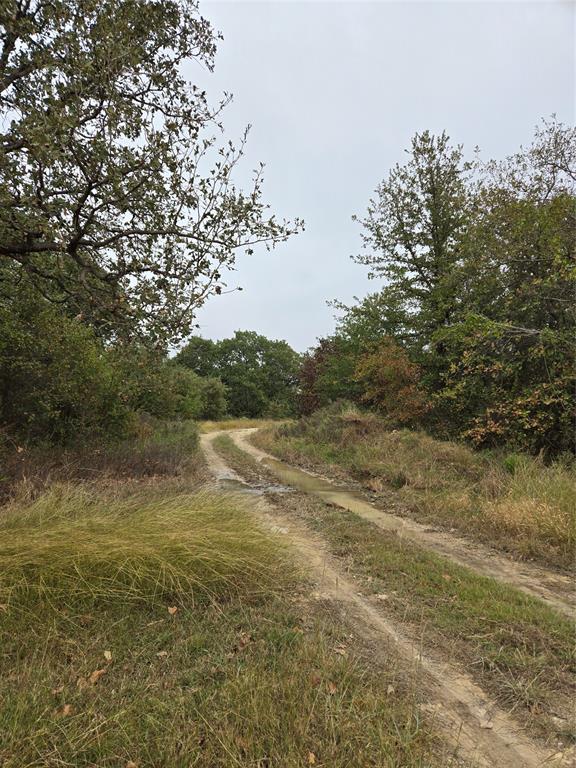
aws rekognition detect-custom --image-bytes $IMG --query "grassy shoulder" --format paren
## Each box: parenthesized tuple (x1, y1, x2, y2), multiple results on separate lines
(252, 407, 576, 572)
(213, 433, 576, 744)
(0, 431, 452, 767)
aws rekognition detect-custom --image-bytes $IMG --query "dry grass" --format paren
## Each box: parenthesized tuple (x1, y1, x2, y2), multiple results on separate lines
(199, 417, 288, 433)
(0, 479, 450, 767)
(254, 406, 576, 570)
(0, 419, 203, 502)
(0, 483, 295, 609)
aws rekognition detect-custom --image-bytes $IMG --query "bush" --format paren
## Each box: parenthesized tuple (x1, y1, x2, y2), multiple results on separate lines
(0, 293, 132, 445)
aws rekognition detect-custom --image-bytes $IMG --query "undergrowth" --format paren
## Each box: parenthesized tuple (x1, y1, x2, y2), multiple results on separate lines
(0, 418, 202, 502)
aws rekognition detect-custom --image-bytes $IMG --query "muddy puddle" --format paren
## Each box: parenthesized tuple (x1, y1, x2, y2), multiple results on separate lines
(261, 458, 406, 533)
(219, 476, 293, 496)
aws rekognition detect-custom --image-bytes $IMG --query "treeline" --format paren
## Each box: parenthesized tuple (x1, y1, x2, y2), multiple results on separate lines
(0, 288, 301, 446)
(300, 122, 575, 456)
(176, 332, 301, 418)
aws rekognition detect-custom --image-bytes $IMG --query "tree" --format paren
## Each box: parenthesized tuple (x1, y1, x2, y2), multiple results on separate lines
(353, 337, 428, 425)
(177, 331, 301, 417)
(0, 0, 301, 343)
(0, 287, 132, 443)
(174, 337, 218, 378)
(353, 131, 471, 343)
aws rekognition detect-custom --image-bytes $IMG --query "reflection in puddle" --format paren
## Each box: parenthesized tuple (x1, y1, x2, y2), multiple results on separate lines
(218, 477, 293, 496)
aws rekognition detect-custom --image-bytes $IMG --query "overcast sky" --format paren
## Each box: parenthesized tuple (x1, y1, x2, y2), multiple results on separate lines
(187, 0, 575, 352)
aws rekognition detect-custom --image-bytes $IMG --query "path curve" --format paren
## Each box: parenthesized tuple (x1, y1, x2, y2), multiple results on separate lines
(201, 430, 573, 768)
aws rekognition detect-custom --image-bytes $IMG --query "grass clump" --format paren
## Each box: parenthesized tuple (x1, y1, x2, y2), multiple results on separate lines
(0, 483, 293, 609)
(0, 479, 450, 767)
(254, 406, 576, 570)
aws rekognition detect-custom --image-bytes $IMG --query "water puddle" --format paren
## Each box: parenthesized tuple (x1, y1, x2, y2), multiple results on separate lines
(261, 458, 405, 534)
(218, 476, 293, 496)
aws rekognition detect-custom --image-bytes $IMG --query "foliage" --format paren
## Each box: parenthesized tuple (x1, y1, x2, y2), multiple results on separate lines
(0, 288, 132, 444)
(353, 337, 428, 425)
(177, 330, 301, 418)
(353, 131, 472, 343)
(434, 317, 575, 455)
(298, 337, 358, 415)
(0, 284, 226, 451)
(314, 119, 576, 455)
(0, 0, 301, 343)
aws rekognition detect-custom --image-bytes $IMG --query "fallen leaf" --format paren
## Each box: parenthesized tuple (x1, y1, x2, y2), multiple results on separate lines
(156, 650, 169, 658)
(103, 650, 112, 662)
(386, 685, 395, 695)
(237, 631, 252, 649)
(88, 668, 106, 685)
(234, 735, 250, 752)
(167, 606, 178, 616)
(51, 685, 64, 695)
(309, 672, 322, 688)
(442, 574, 452, 582)
(55, 703, 73, 717)
(327, 681, 337, 695)
(126, 762, 139, 768)
(333, 645, 347, 657)
(307, 752, 316, 765)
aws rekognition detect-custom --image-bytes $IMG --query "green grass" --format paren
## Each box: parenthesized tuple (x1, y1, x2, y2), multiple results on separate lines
(213, 433, 576, 742)
(0, 473, 452, 767)
(253, 407, 576, 570)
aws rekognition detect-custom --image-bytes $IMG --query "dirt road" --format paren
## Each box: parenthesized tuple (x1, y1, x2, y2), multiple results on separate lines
(200, 429, 574, 768)
(231, 429, 575, 619)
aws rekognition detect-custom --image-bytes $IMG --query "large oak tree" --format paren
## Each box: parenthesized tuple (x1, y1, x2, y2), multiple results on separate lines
(0, 0, 301, 343)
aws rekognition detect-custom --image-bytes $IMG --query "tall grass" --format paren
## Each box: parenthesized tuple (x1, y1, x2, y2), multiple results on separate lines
(0, 483, 294, 611)
(0, 418, 202, 502)
(255, 405, 576, 570)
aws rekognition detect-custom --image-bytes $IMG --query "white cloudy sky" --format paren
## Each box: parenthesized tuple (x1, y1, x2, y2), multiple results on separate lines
(187, 0, 575, 352)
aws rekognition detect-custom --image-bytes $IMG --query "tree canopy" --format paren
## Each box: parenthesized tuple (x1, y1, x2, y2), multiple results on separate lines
(0, 0, 301, 344)
(176, 331, 301, 417)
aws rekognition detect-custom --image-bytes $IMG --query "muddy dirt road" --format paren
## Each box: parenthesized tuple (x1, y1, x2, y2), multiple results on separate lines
(200, 429, 574, 768)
